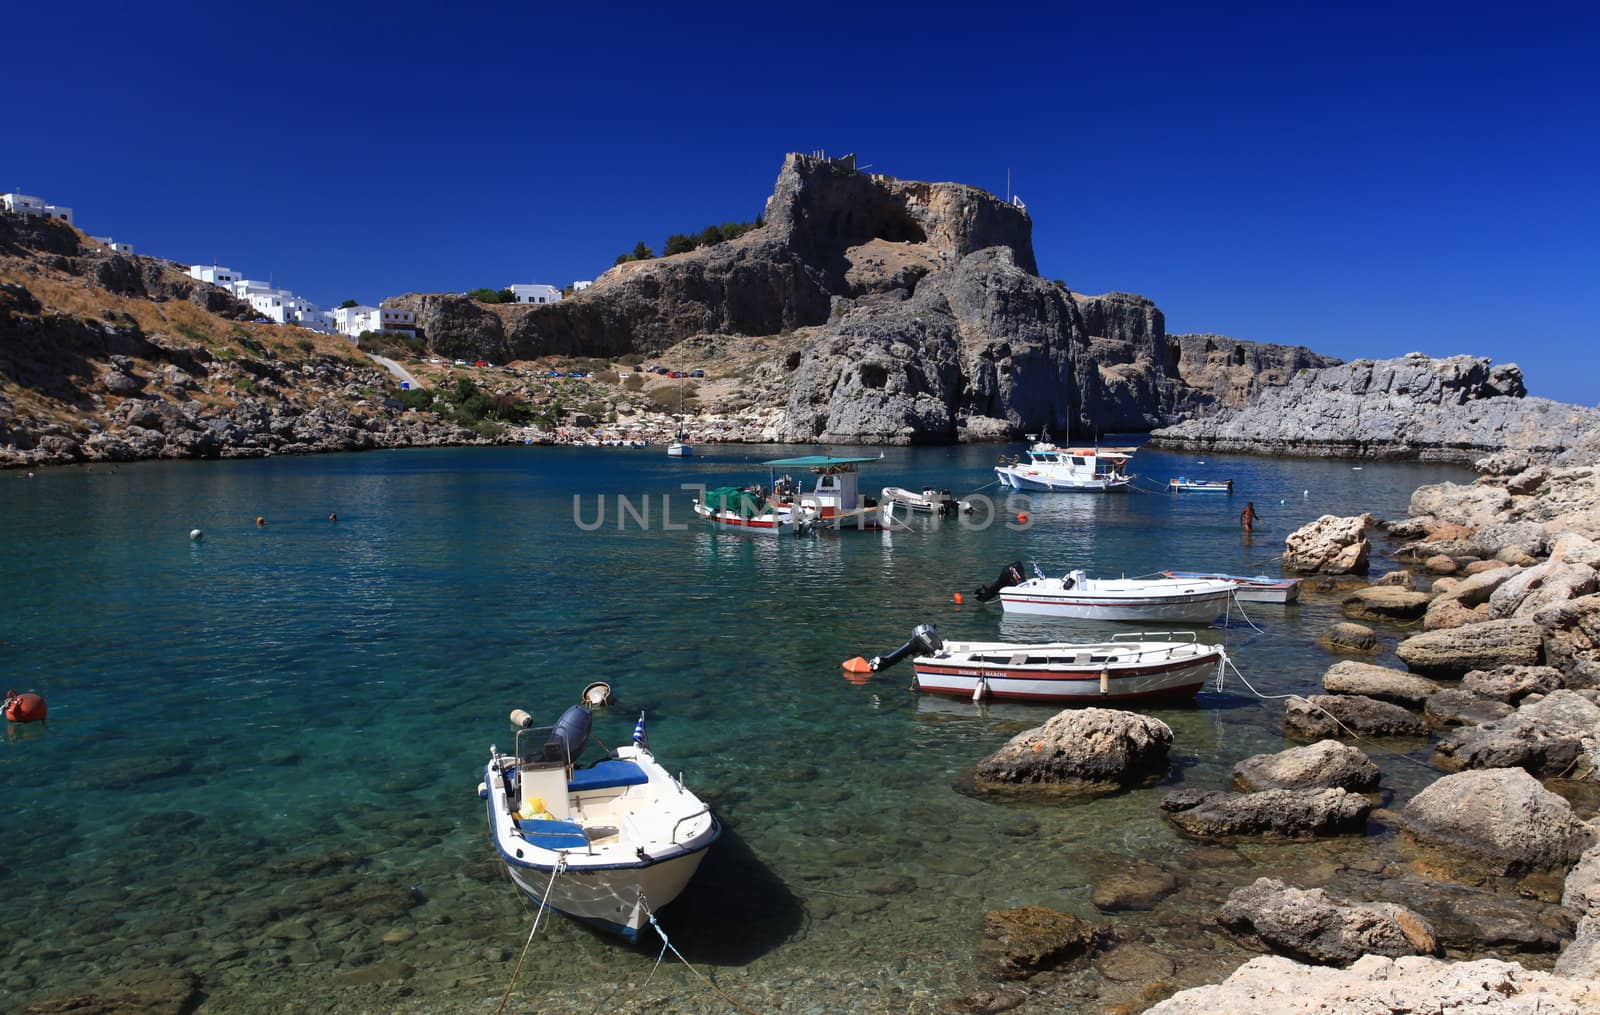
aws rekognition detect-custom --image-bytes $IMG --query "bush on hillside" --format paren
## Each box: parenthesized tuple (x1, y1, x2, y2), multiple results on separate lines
(467, 287, 516, 304)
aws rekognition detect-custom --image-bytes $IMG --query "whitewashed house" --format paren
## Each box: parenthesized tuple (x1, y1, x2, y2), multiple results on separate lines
(2, 193, 73, 224)
(246, 291, 292, 323)
(333, 305, 415, 341)
(93, 236, 135, 254)
(509, 283, 562, 305)
(572, 280, 592, 292)
(190, 264, 241, 286)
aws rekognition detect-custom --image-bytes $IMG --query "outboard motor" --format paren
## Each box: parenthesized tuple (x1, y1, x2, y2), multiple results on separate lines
(869, 623, 944, 672)
(540, 704, 592, 764)
(974, 560, 1026, 603)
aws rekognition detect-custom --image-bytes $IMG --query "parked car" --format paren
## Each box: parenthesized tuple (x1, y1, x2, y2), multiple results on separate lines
(689, 369, 706, 378)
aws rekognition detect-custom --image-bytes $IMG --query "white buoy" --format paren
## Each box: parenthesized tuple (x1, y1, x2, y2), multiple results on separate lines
(189, 529, 203, 541)
(1303, 490, 1309, 497)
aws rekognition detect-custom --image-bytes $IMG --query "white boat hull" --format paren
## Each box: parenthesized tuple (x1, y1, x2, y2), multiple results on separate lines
(914, 640, 1222, 703)
(999, 576, 1236, 623)
(1162, 572, 1301, 604)
(692, 500, 805, 534)
(667, 442, 692, 457)
(996, 467, 1130, 493)
(500, 837, 710, 940)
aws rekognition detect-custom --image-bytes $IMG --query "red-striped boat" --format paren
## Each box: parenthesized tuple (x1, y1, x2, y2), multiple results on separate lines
(912, 631, 1225, 703)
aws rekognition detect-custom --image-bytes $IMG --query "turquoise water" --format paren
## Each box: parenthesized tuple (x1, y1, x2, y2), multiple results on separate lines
(0, 444, 1471, 1012)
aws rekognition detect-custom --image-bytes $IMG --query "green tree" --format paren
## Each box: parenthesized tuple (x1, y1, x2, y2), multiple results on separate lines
(338, 298, 359, 309)
(631, 241, 654, 261)
(663, 233, 695, 256)
(467, 287, 514, 304)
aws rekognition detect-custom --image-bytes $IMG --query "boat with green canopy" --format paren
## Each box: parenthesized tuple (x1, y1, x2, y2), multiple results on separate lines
(692, 455, 891, 533)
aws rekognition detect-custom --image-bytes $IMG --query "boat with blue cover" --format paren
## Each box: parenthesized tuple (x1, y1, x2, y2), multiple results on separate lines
(480, 701, 719, 941)
(1167, 477, 1233, 493)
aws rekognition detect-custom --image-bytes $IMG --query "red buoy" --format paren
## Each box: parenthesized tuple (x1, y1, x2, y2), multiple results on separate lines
(3, 689, 46, 723)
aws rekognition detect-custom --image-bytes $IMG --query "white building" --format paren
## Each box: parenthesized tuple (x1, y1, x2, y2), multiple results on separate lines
(333, 305, 415, 341)
(93, 237, 135, 255)
(190, 264, 241, 286)
(509, 283, 562, 305)
(2, 193, 73, 225)
(572, 280, 592, 292)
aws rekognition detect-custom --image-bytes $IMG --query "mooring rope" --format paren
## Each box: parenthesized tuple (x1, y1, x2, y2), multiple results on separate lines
(642, 899, 760, 1015)
(495, 857, 565, 1015)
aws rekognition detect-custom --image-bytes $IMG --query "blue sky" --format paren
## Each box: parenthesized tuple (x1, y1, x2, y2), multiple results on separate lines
(7, 3, 1597, 402)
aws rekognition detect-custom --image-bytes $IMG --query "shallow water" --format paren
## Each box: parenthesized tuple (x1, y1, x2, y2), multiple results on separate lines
(0, 443, 1475, 1012)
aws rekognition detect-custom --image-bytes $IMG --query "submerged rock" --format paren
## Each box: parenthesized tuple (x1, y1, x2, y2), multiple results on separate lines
(1283, 694, 1428, 740)
(1395, 618, 1543, 676)
(1320, 661, 1440, 708)
(970, 708, 1172, 798)
(1145, 954, 1600, 1014)
(1401, 768, 1595, 875)
(977, 906, 1111, 980)
(1319, 622, 1379, 654)
(1161, 787, 1371, 839)
(1232, 739, 1380, 793)
(1341, 587, 1432, 622)
(1090, 860, 1179, 912)
(1218, 877, 1437, 965)
(1380, 878, 1574, 955)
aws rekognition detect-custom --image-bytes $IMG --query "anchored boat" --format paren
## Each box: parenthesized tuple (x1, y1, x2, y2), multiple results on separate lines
(694, 456, 891, 533)
(1168, 477, 1233, 493)
(995, 433, 1135, 493)
(481, 701, 719, 941)
(858, 624, 1225, 703)
(1162, 570, 1301, 604)
(881, 486, 959, 517)
(979, 564, 1236, 623)
(692, 486, 811, 533)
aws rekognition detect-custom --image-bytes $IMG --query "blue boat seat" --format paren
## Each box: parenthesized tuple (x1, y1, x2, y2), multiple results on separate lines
(515, 817, 590, 850)
(568, 759, 649, 792)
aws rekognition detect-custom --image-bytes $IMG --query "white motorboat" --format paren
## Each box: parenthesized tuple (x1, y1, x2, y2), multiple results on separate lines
(1162, 570, 1302, 604)
(1168, 477, 1232, 493)
(857, 624, 1224, 703)
(995, 568, 1236, 623)
(995, 434, 1134, 493)
(666, 440, 692, 457)
(881, 486, 958, 517)
(481, 702, 719, 942)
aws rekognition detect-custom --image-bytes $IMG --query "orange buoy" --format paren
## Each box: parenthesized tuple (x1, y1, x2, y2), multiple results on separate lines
(1016, 512, 1029, 525)
(841, 656, 872, 674)
(3, 690, 46, 723)
(952, 592, 964, 605)
(256, 516, 266, 527)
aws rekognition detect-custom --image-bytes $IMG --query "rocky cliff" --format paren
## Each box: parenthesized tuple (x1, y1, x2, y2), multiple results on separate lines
(399, 154, 1333, 443)
(1148, 353, 1598, 463)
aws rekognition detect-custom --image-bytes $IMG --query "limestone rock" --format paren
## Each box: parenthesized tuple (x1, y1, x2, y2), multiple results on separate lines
(978, 906, 1110, 980)
(1433, 564, 1522, 608)
(1320, 661, 1440, 708)
(1372, 569, 1418, 589)
(1283, 694, 1428, 740)
(1563, 842, 1600, 917)
(1218, 877, 1437, 965)
(1160, 787, 1371, 839)
(1284, 514, 1371, 574)
(1145, 954, 1600, 1015)
(1340, 586, 1432, 623)
(1411, 481, 1514, 527)
(1320, 622, 1379, 654)
(1395, 619, 1543, 676)
(1090, 860, 1178, 912)
(971, 708, 1172, 798)
(1424, 688, 1515, 729)
(1423, 600, 1487, 631)
(1461, 665, 1564, 703)
(1488, 560, 1597, 620)
(1555, 913, 1600, 977)
(1401, 768, 1595, 875)
(1433, 690, 1600, 778)
(1380, 878, 1574, 954)
(1232, 739, 1380, 792)
(1424, 553, 1460, 575)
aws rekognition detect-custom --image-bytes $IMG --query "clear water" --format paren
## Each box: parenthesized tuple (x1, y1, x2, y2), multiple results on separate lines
(0, 444, 1473, 1012)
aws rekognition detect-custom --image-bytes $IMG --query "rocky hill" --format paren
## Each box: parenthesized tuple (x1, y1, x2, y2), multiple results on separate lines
(388, 154, 1336, 443)
(0, 215, 480, 467)
(1148, 352, 1599, 463)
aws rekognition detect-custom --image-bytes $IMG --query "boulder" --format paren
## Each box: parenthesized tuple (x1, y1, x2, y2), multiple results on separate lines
(1433, 690, 1600, 778)
(1423, 688, 1515, 729)
(1340, 586, 1432, 622)
(1160, 787, 1371, 839)
(1555, 913, 1600, 978)
(1145, 955, 1600, 1015)
(1371, 569, 1418, 589)
(1552, 531, 1600, 568)
(1394, 619, 1543, 676)
(1500, 546, 1540, 567)
(1319, 622, 1378, 654)
(1218, 877, 1437, 965)
(1424, 554, 1460, 575)
(1284, 515, 1371, 574)
(1401, 768, 1595, 875)
(1488, 560, 1597, 620)
(1463, 558, 1511, 576)
(1232, 740, 1380, 793)
(970, 708, 1172, 797)
(1283, 694, 1428, 740)
(1422, 600, 1487, 631)
(1432, 564, 1522, 608)
(1461, 665, 1564, 703)
(1320, 661, 1440, 708)
(1380, 878, 1574, 954)
(1410, 481, 1513, 527)
(1563, 842, 1600, 917)
(977, 906, 1110, 980)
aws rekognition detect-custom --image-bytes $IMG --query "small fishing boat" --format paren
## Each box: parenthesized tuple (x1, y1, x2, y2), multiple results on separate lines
(852, 624, 1224, 702)
(994, 432, 1135, 493)
(881, 486, 958, 517)
(1168, 477, 1233, 494)
(1162, 570, 1302, 603)
(982, 565, 1236, 623)
(481, 701, 719, 942)
(692, 486, 812, 533)
(695, 456, 890, 533)
(666, 440, 692, 457)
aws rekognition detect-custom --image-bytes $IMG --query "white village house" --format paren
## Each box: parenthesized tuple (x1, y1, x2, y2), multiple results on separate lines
(572, 280, 592, 292)
(333, 305, 415, 341)
(93, 237, 135, 254)
(189, 264, 241, 286)
(508, 283, 562, 305)
(2, 193, 73, 225)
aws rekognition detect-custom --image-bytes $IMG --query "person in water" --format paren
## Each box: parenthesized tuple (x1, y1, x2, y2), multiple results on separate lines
(1240, 501, 1261, 530)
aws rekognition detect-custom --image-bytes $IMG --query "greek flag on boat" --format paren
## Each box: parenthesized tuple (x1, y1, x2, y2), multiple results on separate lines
(632, 711, 648, 749)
